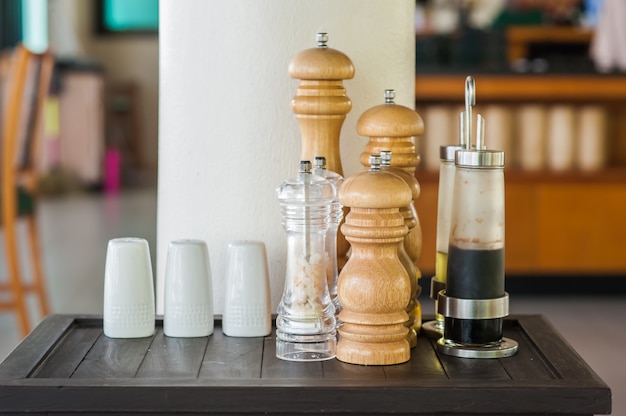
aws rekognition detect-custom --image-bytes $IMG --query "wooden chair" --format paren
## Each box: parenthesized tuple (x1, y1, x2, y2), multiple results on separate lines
(0, 45, 54, 337)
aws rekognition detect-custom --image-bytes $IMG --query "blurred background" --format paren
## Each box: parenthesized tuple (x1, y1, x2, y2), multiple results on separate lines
(412, 0, 626, 286)
(0, 0, 625, 412)
(0, 0, 158, 358)
(1, 0, 158, 194)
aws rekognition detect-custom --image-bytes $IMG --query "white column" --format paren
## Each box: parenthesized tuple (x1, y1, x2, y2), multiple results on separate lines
(158, 0, 416, 314)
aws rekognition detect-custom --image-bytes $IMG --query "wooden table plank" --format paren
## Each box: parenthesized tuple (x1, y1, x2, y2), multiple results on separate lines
(31, 326, 101, 378)
(261, 331, 324, 379)
(383, 333, 447, 380)
(0, 315, 611, 415)
(135, 329, 208, 378)
(0, 315, 74, 379)
(198, 327, 263, 379)
(517, 315, 605, 382)
(71, 333, 154, 379)
(499, 319, 556, 381)
(322, 356, 386, 379)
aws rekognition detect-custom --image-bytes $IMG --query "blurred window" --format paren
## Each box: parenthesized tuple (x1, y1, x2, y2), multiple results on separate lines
(96, 0, 159, 34)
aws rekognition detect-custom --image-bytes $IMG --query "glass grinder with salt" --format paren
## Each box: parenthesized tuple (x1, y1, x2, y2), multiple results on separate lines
(436, 76, 518, 359)
(313, 156, 344, 320)
(275, 161, 337, 362)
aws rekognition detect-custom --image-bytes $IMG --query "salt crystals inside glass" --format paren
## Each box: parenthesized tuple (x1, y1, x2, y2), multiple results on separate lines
(275, 160, 336, 361)
(313, 156, 344, 320)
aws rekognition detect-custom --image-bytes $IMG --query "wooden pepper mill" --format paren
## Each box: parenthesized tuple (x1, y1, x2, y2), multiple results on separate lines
(336, 155, 411, 365)
(357, 90, 425, 335)
(289, 32, 354, 271)
(380, 150, 421, 347)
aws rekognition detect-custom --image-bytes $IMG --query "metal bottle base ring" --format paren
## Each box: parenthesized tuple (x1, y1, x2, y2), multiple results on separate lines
(421, 320, 444, 339)
(437, 336, 519, 359)
(437, 291, 510, 320)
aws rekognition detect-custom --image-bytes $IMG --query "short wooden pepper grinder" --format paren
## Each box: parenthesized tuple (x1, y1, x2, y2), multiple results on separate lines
(380, 150, 421, 347)
(336, 155, 412, 365)
(357, 90, 425, 337)
(289, 32, 355, 270)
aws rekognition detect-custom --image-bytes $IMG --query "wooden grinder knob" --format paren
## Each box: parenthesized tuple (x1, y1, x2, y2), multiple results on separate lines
(358, 89, 424, 173)
(336, 155, 412, 365)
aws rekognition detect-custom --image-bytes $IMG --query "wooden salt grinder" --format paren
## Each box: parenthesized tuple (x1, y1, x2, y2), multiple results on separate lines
(336, 155, 411, 366)
(381, 151, 421, 348)
(357, 90, 425, 333)
(289, 32, 354, 271)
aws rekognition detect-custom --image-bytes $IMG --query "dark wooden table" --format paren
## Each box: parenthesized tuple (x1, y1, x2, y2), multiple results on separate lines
(0, 314, 611, 415)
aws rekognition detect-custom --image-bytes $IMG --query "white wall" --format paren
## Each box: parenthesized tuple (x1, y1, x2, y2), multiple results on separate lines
(48, 0, 159, 171)
(157, 0, 416, 314)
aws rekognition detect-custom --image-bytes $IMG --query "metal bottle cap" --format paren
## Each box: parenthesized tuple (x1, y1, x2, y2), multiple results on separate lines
(314, 156, 327, 169)
(455, 76, 505, 168)
(299, 160, 312, 173)
(440, 145, 463, 162)
(380, 150, 392, 166)
(369, 154, 382, 171)
(384, 89, 395, 104)
(316, 32, 328, 48)
(455, 150, 505, 168)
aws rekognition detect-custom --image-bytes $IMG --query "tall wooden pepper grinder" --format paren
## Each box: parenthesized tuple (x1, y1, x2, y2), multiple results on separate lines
(289, 32, 354, 270)
(337, 155, 412, 365)
(357, 90, 425, 334)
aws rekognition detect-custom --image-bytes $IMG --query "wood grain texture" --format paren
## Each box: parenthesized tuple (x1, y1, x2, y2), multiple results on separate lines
(289, 39, 354, 272)
(357, 101, 425, 348)
(0, 314, 74, 379)
(0, 315, 611, 415)
(199, 328, 263, 379)
(135, 329, 207, 378)
(337, 169, 412, 365)
(71, 333, 154, 379)
(382, 162, 424, 346)
(32, 326, 101, 378)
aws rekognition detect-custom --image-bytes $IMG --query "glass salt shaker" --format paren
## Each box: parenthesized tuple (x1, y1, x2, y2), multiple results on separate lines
(275, 160, 336, 361)
(313, 156, 344, 320)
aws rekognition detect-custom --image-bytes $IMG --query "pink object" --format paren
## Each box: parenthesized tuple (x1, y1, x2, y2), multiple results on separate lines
(104, 148, 121, 194)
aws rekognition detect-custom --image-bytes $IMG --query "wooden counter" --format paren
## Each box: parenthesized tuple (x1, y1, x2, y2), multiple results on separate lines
(0, 315, 611, 415)
(415, 170, 626, 276)
(415, 73, 626, 102)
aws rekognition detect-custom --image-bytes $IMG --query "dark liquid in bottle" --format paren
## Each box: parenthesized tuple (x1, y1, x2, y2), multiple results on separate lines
(444, 245, 505, 345)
